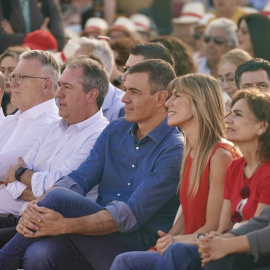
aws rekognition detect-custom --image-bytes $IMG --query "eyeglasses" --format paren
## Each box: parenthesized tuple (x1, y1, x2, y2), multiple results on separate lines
(194, 32, 203, 40)
(8, 73, 48, 85)
(123, 66, 129, 73)
(204, 35, 226, 45)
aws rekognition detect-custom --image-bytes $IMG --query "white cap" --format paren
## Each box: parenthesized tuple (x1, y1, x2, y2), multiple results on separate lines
(172, 2, 205, 24)
(54, 38, 80, 65)
(130, 13, 151, 33)
(83, 17, 109, 32)
(197, 12, 215, 26)
(109, 16, 137, 33)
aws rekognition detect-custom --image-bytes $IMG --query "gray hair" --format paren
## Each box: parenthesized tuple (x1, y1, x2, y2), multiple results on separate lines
(79, 37, 114, 76)
(65, 57, 109, 109)
(205, 18, 238, 49)
(20, 50, 60, 93)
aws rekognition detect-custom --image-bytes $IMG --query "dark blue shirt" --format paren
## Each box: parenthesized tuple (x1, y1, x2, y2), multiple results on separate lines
(56, 117, 184, 235)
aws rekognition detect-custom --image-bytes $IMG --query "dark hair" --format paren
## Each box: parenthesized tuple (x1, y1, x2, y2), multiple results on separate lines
(151, 35, 196, 76)
(231, 89, 270, 161)
(110, 37, 141, 67)
(235, 58, 270, 89)
(238, 13, 270, 61)
(126, 59, 176, 94)
(129, 43, 175, 69)
(65, 57, 109, 109)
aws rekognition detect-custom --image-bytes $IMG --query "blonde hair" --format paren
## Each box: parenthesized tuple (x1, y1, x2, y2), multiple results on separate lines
(218, 48, 252, 70)
(168, 73, 226, 198)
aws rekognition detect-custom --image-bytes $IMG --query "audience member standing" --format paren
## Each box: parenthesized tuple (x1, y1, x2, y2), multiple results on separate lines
(0, 0, 65, 53)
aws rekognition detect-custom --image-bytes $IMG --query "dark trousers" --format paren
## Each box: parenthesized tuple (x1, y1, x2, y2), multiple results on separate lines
(0, 216, 18, 248)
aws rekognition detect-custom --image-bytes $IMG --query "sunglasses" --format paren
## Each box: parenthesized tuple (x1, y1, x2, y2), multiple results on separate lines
(204, 35, 226, 45)
(194, 32, 203, 40)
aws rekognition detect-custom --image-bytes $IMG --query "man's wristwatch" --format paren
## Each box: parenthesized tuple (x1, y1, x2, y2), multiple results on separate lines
(15, 167, 27, 182)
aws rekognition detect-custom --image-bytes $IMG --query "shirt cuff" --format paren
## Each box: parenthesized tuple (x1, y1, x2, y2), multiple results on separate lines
(6, 181, 27, 199)
(55, 176, 85, 195)
(105, 200, 137, 233)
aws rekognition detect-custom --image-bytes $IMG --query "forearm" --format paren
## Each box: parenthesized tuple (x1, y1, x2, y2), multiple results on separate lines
(225, 235, 251, 255)
(19, 188, 36, 201)
(63, 209, 119, 235)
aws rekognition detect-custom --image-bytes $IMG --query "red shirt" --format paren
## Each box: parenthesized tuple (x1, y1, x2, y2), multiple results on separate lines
(224, 157, 270, 220)
(180, 143, 238, 234)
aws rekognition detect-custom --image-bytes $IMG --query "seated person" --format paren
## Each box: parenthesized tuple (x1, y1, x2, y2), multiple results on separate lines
(110, 73, 240, 270)
(0, 50, 60, 189)
(0, 57, 109, 218)
(199, 205, 270, 270)
(119, 88, 270, 270)
(0, 59, 184, 270)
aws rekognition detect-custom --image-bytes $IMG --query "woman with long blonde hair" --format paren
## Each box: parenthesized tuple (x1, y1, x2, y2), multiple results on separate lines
(110, 73, 240, 270)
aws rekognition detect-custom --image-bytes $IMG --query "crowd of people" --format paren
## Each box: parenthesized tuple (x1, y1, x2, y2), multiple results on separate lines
(0, 0, 270, 269)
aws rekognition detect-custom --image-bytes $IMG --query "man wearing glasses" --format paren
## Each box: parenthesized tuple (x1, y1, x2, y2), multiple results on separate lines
(197, 18, 238, 78)
(0, 50, 60, 212)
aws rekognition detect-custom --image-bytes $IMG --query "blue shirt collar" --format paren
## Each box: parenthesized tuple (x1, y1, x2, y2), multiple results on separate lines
(129, 116, 169, 143)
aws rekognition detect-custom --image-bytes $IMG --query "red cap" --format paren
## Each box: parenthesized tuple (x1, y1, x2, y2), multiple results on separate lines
(22, 30, 58, 51)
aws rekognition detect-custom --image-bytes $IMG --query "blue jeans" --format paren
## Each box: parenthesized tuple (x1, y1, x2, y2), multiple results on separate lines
(110, 251, 160, 270)
(0, 188, 157, 270)
(204, 254, 270, 270)
(110, 243, 202, 270)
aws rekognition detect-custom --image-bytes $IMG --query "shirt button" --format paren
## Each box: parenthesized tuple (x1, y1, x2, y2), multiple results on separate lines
(136, 146, 139, 150)
(117, 193, 120, 196)
(132, 165, 135, 168)
(128, 183, 131, 186)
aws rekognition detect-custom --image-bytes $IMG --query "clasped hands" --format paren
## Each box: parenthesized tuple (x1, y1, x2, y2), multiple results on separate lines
(17, 200, 66, 238)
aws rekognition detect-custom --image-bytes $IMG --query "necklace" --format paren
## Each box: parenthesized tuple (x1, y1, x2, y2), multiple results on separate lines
(230, 161, 262, 224)
(240, 162, 262, 199)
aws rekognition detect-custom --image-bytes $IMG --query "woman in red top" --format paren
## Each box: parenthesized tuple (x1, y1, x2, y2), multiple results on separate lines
(110, 73, 240, 270)
(217, 89, 270, 234)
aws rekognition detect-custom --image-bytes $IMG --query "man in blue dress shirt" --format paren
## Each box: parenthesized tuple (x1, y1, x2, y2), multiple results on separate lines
(0, 59, 184, 270)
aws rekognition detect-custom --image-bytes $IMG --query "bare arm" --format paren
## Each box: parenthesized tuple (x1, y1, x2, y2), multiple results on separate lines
(156, 148, 234, 254)
(217, 199, 233, 234)
(174, 148, 234, 244)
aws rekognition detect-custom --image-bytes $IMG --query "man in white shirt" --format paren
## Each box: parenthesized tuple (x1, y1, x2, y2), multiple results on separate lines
(0, 50, 60, 215)
(0, 50, 60, 180)
(1, 57, 109, 217)
(0, 71, 5, 120)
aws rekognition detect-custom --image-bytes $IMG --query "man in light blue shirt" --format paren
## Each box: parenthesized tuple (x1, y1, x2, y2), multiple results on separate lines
(0, 59, 184, 270)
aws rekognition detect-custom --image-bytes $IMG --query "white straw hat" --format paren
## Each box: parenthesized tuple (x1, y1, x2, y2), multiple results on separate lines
(172, 2, 205, 24)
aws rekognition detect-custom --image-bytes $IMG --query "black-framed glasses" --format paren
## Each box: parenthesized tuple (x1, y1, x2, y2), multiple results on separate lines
(8, 73, 48, 85)
(204, 35, 226, 45)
